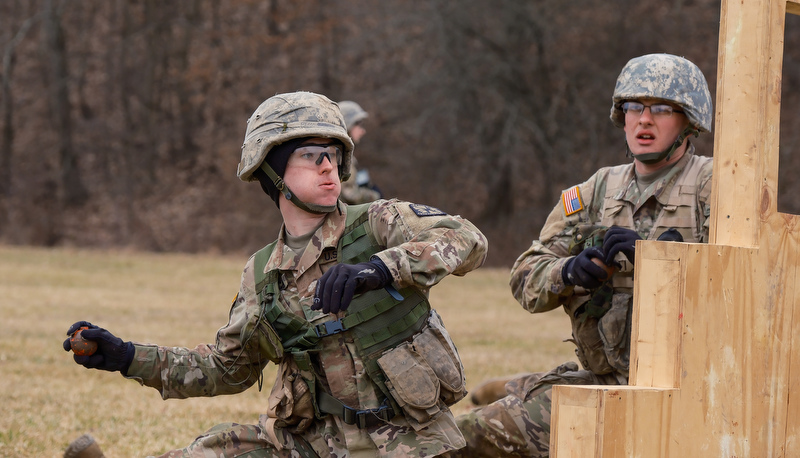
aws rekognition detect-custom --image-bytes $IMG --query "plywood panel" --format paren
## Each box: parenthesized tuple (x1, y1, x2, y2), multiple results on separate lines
(551, 387, 600, 458)
(550, 1, 800, 455)
(551, 386, 674, 458)
(788, 0, 800, 16)
(710, 0, 784, 246)
(630, 241, 684, 388)
(553, 230, 799, 456)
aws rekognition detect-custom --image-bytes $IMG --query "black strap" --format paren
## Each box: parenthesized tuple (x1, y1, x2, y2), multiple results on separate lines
(317, 391, 396, 429)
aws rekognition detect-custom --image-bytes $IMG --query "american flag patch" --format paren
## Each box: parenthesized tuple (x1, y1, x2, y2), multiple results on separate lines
(562, 186, 584, 216)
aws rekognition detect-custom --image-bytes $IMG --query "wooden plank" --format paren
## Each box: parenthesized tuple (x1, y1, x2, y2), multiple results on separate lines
(630, 241, 684, 388)
(786, 233, 800, 453)
(555, 239, 797, 456)
(709, 0, 784, 246)
(759, 213, 800, 455)
(599, 387, 674, 457)
(788, 0, 800, 16)
(551, 387, 600, 458)
(551, 386, 674, 458)
(668, 240, 794, 456)
(551, 1, 800, 455)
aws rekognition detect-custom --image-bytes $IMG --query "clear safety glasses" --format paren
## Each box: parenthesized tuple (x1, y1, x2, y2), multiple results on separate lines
(622, 101, 684, 118)
(291, 144, 343, 167)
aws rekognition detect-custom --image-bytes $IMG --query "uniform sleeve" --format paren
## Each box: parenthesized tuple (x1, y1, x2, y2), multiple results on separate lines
(509, 172, 605, 314)
(366, 199, 488, 289)
(124, 256, 280, 399)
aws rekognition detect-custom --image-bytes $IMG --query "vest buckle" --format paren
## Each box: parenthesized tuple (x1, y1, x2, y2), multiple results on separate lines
(315, 319, 346, 337)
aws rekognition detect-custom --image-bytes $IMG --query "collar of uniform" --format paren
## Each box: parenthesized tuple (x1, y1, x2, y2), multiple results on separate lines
(619, 143, 696, 206)
(263, 201, 348, 276)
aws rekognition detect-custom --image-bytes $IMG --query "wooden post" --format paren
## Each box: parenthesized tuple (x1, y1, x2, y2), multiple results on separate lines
(551, 0, 800, 456)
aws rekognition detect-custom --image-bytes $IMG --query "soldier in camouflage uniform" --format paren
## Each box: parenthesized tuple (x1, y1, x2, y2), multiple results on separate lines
(448, 54, 714, 457)
(338, 100, 383, 205)
(63, 91, 488, 457)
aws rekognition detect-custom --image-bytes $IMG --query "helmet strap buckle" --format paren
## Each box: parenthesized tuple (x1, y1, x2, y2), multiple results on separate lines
(259, 161, 336, 215)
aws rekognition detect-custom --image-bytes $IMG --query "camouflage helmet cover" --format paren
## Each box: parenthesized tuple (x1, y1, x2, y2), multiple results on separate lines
(610, 53, 713, 133)
(237, 91, 355, 182)
(338, 100, 369, 131)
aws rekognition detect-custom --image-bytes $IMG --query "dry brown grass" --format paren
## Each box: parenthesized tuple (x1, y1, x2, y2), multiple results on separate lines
(0, 245, 576, 457)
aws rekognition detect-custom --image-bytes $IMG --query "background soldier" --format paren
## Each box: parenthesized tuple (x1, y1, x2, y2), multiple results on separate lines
(338, 100, 383, 204)
(449, 53, 714, 457)
(63, 92, 488, 457)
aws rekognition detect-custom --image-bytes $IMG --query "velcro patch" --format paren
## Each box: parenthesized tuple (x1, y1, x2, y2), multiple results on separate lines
(409, 204, 446, 217)
(562, 186, 584, 216)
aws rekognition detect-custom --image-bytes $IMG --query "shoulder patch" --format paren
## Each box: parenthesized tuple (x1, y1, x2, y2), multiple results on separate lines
(409, 204, 446, 217)
(562, 186, 584, 216)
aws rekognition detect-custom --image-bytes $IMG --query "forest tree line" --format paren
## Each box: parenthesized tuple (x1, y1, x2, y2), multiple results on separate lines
(2, 0, 800, 266)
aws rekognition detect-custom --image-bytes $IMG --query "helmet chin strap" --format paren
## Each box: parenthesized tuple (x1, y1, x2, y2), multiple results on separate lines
(626, 126, 699, 165)
(259, 162, 337, 214)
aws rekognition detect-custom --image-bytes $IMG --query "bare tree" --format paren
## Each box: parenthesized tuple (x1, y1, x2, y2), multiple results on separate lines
(1, 13, 40, 196)
(42, 0, 87, 206)
(1, 0, 797, 264)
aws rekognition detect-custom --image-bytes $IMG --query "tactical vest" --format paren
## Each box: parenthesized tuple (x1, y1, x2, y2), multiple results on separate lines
(251, 203, 459, 432)
(567, 155, 710, 379)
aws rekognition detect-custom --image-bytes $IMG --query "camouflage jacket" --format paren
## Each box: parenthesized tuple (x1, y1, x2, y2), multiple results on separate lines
(125, 198, 488, 457)
(510, 145, 712, 315)
(509, 147, 711, 378)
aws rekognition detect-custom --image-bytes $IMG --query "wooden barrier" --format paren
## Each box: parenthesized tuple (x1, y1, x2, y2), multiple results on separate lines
(551, 1, 800, 456)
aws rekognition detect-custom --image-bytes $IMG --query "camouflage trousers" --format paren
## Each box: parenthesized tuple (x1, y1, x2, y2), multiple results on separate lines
(448, 386, 552, 458)
(446, 361, 623, 458)
(153, 422, 317, 458)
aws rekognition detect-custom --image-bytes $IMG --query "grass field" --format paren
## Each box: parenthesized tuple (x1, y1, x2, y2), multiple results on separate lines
(0, 244, 576, 457)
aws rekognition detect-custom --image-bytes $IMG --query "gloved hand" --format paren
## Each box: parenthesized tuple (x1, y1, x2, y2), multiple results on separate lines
(602, 226, 642, 267)
(313, 258, 392, 314)
(62, 321, 135, 374)
(561, 247, 609, 289)
(657, 227, 684, 242)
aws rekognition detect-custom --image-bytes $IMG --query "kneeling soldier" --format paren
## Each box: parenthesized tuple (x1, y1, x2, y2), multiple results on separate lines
(64, 91, 488, 458)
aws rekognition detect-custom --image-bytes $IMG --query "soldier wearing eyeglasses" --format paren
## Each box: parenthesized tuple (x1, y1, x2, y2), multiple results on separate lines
(63, 91, 488, 458)
(448, 54, 714, 457)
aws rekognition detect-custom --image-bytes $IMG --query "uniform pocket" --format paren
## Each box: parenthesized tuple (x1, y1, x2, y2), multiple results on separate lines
(597, 293, 632, 376)
(567, 296, 615, 375)
(377, 343, 441, 426)
(411, 310, 467, 405)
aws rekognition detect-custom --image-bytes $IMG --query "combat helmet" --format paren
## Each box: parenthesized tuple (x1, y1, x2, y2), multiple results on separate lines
(237, 92, 354, 213)
(610, 54, 713, 164)
(338, 101, 369, 132)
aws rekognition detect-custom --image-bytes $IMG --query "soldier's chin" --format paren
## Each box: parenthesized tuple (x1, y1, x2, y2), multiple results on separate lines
(631, 148, 656, 156)
(315, 195, 339, 207)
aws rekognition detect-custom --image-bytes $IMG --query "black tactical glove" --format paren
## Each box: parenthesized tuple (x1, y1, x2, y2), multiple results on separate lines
(602, 226, 642, 266)
(62, 321, 135, 374)
(561, 246, 609, 289)
(657, 227, 684, 242)
(313, 258, 392, 314)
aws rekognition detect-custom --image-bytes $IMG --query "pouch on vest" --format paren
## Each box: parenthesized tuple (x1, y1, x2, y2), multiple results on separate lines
(220, 297, 284, 388)
(568, 224, 609, 256)
(263, 356, 316, 449)
(376, 310, 467, 430)
(240, 297, 284, 365)
(566, 288, 615, 375)
(597, 292, 632, 377)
